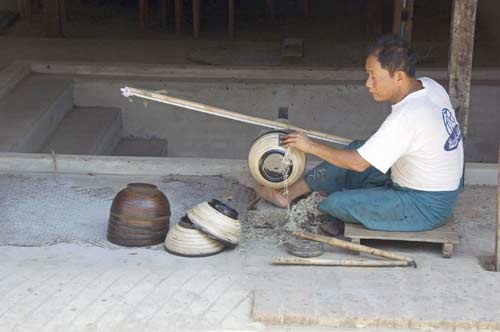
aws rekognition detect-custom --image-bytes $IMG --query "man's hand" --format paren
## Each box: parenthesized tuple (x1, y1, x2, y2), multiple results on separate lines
(282, 131, 316, 154)
(283, 131, 371, 173)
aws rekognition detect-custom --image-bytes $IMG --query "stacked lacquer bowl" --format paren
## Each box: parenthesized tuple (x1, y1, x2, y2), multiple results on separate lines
(165, 199, 241, 257)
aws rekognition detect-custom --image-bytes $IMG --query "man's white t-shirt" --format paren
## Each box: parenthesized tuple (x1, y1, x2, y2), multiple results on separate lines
(357, 77, 464, 192)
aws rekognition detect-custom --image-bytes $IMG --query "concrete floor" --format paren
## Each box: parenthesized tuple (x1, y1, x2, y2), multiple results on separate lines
(1, 170, 500, 332)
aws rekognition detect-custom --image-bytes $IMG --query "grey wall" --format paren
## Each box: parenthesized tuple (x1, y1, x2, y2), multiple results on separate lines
(467, 85, 500, 162)
(74, 78, 499, 162)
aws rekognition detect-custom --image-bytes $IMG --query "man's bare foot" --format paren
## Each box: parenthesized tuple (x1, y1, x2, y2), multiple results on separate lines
(254, 184, 289, 208)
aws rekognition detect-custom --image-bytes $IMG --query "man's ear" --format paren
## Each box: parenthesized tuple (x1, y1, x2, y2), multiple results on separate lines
(396, 70, 406, 85)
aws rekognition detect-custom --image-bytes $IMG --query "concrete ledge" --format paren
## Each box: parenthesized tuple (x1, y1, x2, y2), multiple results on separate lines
(0, 153, 496, 186)
(29, 61, 500, 83)
(0, 61, 31, 100)
(252, 290, 500, 331)
(0, 152, 253, 184)
(465, 163, 499, 186)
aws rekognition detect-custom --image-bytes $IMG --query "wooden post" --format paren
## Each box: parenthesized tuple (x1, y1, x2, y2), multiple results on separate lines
(495, 144, 500, 271)
(193, 0, 200, 38)
(17, 0, 24, 17)
(392, 0, 414, 43)
(266, 0, 274, 20)
(404, 0, 414, 42)
(364, 0, 384, 37)
(392, 0, 402, 35)
(139, 0, 148, 29)
(448, 0, 478, 142)
(25, 0, 31, 19)
(44, 0, 64, 37)
(228, 0, 235, 39)
(17, 0, 30, 18)
(159, 0, 167, 29)
(175, 0, 182, 34)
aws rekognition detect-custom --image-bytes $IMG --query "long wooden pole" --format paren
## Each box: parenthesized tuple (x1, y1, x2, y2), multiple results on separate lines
(292, 231, 416, 266)
(121, 87, 352, 145)
(272, 257, 412, 267)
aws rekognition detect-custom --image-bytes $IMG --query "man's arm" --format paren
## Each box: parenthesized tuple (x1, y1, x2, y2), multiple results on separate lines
(282, 132, 371, 172)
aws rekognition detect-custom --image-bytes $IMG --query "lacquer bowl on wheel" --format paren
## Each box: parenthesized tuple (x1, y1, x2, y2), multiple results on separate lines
(248, 130, 306, 189)
(107, 183, 171, 247)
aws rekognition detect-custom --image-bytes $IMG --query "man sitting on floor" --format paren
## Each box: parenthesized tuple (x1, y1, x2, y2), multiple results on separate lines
(256, 35, 464, 233)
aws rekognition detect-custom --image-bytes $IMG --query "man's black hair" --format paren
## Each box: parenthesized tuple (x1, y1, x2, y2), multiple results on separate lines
(367, 35, 417, 78)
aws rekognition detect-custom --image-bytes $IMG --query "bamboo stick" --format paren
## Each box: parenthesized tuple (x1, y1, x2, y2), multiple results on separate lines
(272, 257, 412, 267)
(121, 87, 352, 145)
(292, 231, 417, 266)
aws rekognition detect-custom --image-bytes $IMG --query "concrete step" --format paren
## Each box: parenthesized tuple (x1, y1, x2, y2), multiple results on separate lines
(112, 137, 168, 157)
(0, 74, 73, 152)
(41, 107, 122, 155)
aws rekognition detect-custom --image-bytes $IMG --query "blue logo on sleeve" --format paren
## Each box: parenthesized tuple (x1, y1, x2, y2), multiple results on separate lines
(442, 108, 462, 151)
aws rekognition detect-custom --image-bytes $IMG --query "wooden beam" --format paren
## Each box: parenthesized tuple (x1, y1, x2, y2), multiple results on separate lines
(448, 0, 478, 142)
(17, 0, 30, 18)
(17, 0, 24, 17)
(303, 0, 309, 17)
(392, 0, 414, 43)
(44, 0, 64, 37)
(392, 0, 402, 35)
(159, 0, 168, 29)
(403, 0, 414, 43)
(364, 0, 384, 37)
(175, 0, 182, 35)
(228, 0, 235, 39)
(193, 0, 201, 38)
(139, 0, 148, 29)
(266, 0, 274, 20)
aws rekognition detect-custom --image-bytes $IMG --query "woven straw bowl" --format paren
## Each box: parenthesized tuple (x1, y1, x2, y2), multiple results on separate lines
(164, 216, 225, 257)
(187, 199, 241, 246)
(248, 130, 306, 189)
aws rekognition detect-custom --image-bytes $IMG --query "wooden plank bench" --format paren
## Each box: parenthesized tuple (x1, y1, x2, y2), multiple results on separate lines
(344, 218, 460, 258)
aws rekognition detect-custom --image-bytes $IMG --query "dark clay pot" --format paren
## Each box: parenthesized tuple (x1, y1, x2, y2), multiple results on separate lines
(107, 183, 171, 247)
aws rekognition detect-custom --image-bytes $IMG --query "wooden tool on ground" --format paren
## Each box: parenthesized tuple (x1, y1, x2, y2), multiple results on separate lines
(272, 257, 412, 267)
(292, 231, 417, 268)
(121, 87, 352, 145)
